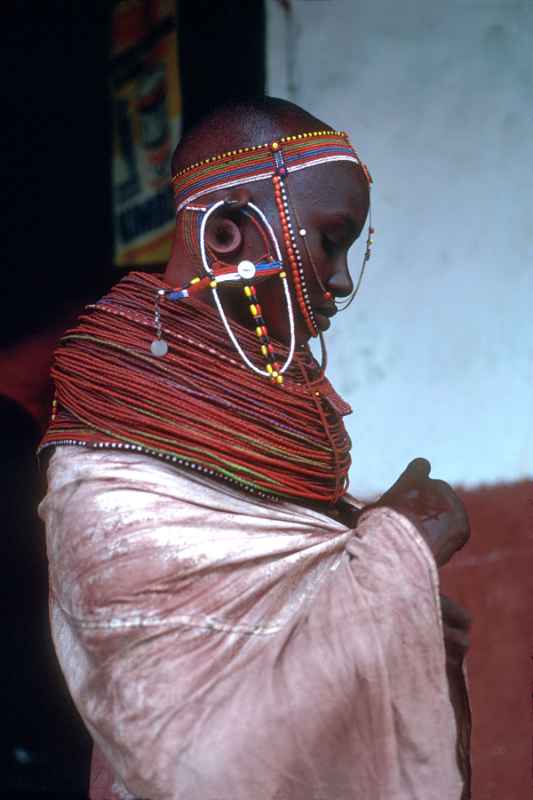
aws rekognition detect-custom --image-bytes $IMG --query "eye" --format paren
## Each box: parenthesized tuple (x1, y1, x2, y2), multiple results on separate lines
(321, 213, 362, 254)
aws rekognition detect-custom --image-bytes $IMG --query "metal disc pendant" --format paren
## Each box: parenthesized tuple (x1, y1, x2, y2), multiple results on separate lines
(151, 339, 168, 357)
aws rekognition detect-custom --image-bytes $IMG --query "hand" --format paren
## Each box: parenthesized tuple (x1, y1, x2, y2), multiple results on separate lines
(366, 458, 470, 566)
(440, 593, 472, 796)
(440, 593, 471, 665)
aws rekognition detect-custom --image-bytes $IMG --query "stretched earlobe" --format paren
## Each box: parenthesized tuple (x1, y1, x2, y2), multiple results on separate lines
(205, 217, 243, 256)
(205, 187, 252, 255)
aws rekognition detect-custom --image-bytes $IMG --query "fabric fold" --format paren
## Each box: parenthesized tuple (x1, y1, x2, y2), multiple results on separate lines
(40, 446, 462, 800)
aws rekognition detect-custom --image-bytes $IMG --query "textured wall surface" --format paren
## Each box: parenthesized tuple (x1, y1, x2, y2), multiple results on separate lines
(267, 0, 532, 496)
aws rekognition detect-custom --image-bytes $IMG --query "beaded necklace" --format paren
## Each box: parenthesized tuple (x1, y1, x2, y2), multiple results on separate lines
(40, 272, 352, 504)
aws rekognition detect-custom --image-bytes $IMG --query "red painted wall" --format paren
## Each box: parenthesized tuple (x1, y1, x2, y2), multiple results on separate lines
(441, 482, 533, 800)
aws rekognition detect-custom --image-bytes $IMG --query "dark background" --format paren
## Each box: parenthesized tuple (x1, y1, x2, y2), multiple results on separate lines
(2, 0, 266, 345)
(2, 2, 265, 795)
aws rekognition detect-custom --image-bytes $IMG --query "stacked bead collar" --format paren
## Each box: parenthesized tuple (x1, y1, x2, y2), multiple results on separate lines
(40, 272, 353, 505)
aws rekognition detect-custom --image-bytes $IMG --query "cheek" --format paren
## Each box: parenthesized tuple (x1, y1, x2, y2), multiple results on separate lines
(298, 231, 331, 287)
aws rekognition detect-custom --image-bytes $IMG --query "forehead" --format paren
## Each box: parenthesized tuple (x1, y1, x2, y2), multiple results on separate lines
(289, 161, 369, 225)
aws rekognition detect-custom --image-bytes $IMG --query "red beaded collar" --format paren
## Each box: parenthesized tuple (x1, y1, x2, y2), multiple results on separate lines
(40, 272, 353, 505)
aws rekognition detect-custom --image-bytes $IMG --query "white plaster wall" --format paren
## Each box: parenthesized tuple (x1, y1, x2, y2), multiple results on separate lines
(267, 0, 532, 496)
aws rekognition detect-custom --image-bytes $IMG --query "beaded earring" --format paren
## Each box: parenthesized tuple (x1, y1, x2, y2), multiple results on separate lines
(151, 199, 296, 384)
(150, 289, 168, 356)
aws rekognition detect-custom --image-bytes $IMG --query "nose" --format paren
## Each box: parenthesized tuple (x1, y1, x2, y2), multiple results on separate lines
(326, 258, 353, 298)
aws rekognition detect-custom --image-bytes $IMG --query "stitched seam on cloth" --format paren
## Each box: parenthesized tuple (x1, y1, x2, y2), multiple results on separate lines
(49, 544, 347, 637)
(50, 594, 285, 635)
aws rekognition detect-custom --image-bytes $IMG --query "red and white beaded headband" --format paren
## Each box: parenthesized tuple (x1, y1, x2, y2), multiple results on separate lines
(171, 130, 371, 212)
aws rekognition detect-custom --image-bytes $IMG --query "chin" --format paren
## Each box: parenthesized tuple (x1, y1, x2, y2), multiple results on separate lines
(314, 312, 331, 333)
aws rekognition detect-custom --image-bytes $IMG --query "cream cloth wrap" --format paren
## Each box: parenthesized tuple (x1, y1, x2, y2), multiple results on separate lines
(39, 447, 462, 800)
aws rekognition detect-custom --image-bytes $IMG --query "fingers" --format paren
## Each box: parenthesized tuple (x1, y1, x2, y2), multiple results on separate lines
(409, 457, 432, 478)
(371, 461, 471, 568)
(431, 480, 471, 543)
(386, 457, 432, 494)
(440, 594, 472, 630)
(441, 594, 472, 662)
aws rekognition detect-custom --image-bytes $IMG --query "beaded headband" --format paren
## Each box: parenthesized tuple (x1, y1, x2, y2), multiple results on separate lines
(171, 130, 369, 212)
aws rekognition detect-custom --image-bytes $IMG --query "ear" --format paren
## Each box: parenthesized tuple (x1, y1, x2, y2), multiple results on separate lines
(205, 187, 252, 256)
(205, 216, 243, 256)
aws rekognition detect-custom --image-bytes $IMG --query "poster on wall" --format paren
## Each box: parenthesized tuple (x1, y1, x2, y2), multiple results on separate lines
(111, 0, 181, 268)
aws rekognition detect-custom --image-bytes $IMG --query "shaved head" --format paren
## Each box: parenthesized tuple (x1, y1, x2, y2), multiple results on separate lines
(171, 96, 332, 176)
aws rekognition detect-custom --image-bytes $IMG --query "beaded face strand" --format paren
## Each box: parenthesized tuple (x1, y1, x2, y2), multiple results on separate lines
(272, 158, 318, 337)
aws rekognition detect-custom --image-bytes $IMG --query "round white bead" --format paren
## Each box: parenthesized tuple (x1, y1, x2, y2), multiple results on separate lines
(237, 260, 256, 279)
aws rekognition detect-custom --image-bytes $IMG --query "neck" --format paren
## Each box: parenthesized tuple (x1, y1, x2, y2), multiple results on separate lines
(163, 238, 196, 288)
